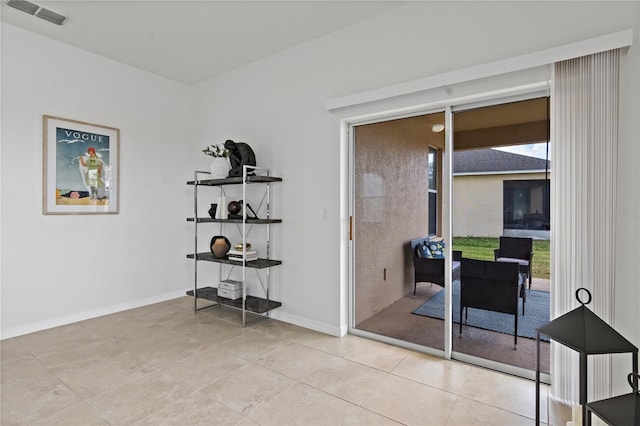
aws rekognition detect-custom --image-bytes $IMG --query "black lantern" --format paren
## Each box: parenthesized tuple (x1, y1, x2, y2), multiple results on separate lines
(535, 288, 638, 425)
(586, 372, 640, 425)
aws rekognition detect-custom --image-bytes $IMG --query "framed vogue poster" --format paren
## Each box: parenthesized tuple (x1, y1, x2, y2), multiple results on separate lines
(43, 115, 120, 214)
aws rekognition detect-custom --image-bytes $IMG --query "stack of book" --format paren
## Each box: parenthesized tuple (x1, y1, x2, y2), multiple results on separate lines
(227, 248, 258, 262)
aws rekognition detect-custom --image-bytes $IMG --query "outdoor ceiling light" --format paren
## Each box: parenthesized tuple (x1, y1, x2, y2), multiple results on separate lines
(432, 123, 445, 133)
(6, 0, 67, 25)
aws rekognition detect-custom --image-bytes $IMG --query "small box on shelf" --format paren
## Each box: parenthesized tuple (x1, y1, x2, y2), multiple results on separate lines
(219, 279, 243, 291)
(218, 288, 243, 300)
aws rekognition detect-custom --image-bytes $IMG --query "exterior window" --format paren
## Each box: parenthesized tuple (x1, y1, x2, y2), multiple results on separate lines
(503, 179, 550, 230)
(428, 147, 438, 236)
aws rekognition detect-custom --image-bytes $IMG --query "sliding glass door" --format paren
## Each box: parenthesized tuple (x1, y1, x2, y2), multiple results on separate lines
(449, 97, 551, 375)
(349, 111, 448, 355)
(347, 93, 551, 378)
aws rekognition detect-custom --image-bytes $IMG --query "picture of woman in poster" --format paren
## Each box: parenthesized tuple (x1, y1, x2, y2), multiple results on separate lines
(79, 146, 104, 200)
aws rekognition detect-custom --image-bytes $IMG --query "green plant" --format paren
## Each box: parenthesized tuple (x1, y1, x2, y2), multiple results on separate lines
(202, 143, 229, 158)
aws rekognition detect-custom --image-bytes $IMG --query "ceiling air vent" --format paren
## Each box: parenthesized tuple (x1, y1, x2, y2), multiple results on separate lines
(6, 0, 38, 15)
(35, 7, 67, 25)
(6, 0, 67, 25)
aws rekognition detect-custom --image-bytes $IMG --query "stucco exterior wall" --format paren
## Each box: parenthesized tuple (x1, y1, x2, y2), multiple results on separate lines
(353, 115, 445, 324)
(453, 172, 547, 237)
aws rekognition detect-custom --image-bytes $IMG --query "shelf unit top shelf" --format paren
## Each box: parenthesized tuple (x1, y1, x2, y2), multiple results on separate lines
(187, 175, 282, 186)
(187, 217, 282, 224)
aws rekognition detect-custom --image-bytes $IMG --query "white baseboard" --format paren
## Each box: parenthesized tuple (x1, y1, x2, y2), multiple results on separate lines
(2, 292, 347, 341)
(1, 289, 187, 340)
(268, 310, 345, 337)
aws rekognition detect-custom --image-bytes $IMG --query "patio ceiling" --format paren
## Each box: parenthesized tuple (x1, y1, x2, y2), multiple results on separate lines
(453, 97, 550, 151)
(418, 97, 549, 151)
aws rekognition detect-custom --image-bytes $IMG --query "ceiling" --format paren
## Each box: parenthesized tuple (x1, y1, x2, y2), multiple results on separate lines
(2, 0, 549, 141)
(1, 0, 406, 85)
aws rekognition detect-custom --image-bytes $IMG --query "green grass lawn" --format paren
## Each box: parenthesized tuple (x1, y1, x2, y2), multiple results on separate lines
(452, 237, 550, 280)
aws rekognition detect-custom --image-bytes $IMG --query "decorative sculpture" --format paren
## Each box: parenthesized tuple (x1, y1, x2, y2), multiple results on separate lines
(227, 200, 242, 219)
(240, 200, 258, 219)
(227, 200, 242, 216)
(224, 139, 256, 177)
(227, 200, 258, 220)
(207, 203, 217, 218)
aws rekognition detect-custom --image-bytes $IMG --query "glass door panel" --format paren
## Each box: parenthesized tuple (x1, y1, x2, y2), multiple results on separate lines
(450, 97, 551, 374)
(350, 111, 447, 353)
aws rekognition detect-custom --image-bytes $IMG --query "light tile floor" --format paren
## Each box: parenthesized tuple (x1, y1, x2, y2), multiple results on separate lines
(1, 296, 549, 425)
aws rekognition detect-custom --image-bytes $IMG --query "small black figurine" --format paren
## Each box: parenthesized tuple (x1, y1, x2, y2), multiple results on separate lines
(207, 203, 217, 218)
(224, 139, 256, 177)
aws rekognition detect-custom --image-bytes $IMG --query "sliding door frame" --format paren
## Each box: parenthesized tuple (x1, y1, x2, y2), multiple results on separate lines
(347, 106, 449, 360)
(344, 82, 550, 379)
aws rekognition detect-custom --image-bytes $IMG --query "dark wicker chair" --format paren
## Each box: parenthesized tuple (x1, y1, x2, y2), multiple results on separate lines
(494, 236, 534, 289)
(409, 237, 461, 296)
(459, 258, 522, 349)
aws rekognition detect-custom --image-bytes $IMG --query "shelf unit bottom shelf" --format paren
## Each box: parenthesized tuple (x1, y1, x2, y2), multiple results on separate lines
(186, 287, 281, 314)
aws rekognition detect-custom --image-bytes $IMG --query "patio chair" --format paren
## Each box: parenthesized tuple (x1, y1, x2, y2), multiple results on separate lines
(460, 258, 521, 349)
(494, 236, 534, 289)
(409, 237, 461, 296)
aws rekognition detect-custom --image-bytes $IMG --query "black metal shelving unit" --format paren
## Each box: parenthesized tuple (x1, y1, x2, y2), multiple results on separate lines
(186, 166, 282, 326)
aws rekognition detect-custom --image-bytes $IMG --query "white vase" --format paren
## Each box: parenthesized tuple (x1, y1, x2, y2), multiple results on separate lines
(217, 196, 227, 219)
(209, 157, 230, 179)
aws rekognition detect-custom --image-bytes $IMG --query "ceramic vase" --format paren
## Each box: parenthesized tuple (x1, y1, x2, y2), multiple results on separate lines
(209, 157, 231, 179)
(210, 236, 231, 258)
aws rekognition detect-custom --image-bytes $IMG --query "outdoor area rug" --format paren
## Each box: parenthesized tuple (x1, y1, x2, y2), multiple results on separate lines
(412, 280, 550, 341)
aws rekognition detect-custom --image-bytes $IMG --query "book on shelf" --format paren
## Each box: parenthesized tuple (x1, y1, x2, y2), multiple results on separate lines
(229, 258, 258, 262)
(227, 249, 257, 256)
(228, 254, 258, 261)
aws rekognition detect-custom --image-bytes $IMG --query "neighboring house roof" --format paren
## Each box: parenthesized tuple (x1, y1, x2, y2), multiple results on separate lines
(453, 148, 551, 175)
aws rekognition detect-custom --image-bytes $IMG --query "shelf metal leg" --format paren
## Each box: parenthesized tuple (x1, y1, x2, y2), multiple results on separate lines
(193, 171, 199, 314)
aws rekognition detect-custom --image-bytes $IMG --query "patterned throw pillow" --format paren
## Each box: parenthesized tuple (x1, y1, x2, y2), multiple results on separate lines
(416, 242, 433, 258)
(428, 240, 446, 259)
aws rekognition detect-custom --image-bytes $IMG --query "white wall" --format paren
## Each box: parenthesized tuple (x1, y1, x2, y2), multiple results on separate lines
(191, 1, 639, 337)
(612, 7, 640, 394)
(1, 24, 193, 337)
